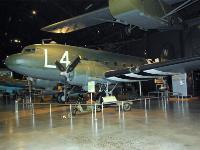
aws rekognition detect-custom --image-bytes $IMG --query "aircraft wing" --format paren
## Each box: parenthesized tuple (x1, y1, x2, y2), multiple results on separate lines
(105, 56, 200, 82)
(41, 7, 114, 33)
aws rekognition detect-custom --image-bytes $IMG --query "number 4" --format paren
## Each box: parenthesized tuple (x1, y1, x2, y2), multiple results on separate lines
(60, 51, 71, 67)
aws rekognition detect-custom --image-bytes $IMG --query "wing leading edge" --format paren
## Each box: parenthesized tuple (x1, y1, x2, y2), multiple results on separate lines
(105, 56, 200, 82)
(41, 7, 114, 33)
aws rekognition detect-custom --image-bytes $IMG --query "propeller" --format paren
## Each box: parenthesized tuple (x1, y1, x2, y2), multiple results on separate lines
(66, 56, 81, 73)
(55, 61, 65, 72)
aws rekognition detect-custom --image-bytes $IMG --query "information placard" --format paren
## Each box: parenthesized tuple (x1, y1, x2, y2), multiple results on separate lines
(88, 81, 95, 93)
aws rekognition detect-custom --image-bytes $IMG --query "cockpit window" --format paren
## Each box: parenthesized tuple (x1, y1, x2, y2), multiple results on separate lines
(22, 48, 35, 53)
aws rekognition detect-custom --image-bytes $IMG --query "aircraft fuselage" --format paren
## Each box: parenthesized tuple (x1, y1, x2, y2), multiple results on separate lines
(5, 43, 147, 87)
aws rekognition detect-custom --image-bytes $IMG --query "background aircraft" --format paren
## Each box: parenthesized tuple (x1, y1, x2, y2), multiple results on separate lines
(0, 74, 59, 104)
(0, 76, 27, 94)
(41, 0, 199, 34)
(5, 42, 200, 102)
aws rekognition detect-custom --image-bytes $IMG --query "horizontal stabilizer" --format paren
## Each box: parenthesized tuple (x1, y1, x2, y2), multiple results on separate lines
(41, 7, 114, 33)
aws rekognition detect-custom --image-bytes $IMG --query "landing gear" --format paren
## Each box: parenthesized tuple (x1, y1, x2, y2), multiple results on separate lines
(72, 107, 78, 115)
(57, 92, 70, 103)
(55, 56, 81, 104)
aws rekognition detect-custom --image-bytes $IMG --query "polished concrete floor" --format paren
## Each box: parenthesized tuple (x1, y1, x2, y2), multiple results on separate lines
(0, 99, 200, 150)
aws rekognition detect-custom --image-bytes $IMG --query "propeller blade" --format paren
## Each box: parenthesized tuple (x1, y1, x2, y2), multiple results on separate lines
(55, 60, 65, 72)
(66, 56, 81, 73)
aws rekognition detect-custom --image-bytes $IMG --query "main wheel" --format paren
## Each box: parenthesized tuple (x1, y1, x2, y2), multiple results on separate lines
(67, 113, 72, 118)
(96, 106, 102, 112)
(57, 92, 68, 103)
(123, 103, 131, 111)
(57, 92, 63, 103)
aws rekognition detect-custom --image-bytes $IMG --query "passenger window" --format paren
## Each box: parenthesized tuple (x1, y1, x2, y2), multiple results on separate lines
(114, 62, 117, 66)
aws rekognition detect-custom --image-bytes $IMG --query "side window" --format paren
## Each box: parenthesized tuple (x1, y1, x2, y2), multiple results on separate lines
(114, 62, 118, 66)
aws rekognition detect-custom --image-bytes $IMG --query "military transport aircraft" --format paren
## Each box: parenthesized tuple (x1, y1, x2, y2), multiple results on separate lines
(4, 43, 200, 102)
(41, 0, 199, 34)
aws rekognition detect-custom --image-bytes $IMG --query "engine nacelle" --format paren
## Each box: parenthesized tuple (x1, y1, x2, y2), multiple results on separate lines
(109, 0, 169, 29)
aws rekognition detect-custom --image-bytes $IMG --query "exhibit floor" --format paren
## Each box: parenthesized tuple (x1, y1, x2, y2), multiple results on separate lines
(0, 99, 200, 150)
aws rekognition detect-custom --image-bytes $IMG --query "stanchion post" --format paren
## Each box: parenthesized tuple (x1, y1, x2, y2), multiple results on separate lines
(148, 98, 151, 108)
(50, 104, 52, 114)
(15, 100, 18, 112)
(118, 102, 121, 115)
(94, 103, 97, 120)
(5, 95, 8, 105)
(32, 103, 34, 115)
(122, 101, 124, 112)
(101, 103, 104, 115)
(70, 104, 72, 115)
(90, 93, 92, 104)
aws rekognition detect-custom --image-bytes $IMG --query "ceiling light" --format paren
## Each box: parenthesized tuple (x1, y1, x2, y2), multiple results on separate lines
(32, 10, 37, 15)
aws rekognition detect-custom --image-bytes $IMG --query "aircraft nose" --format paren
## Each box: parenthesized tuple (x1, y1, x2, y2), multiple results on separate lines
(5, 54, 20, 67)
(5, 54, 27, 72)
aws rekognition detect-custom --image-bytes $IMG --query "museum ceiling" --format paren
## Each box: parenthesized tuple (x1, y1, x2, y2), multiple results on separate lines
(0, 0, 200, 66)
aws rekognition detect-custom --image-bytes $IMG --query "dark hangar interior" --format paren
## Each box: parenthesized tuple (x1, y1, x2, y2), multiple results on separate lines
(1, 0, 200, 149)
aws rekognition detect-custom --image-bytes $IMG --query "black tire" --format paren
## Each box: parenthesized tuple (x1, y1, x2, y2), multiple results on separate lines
(57, 92, 65, 103)
(96, 91, 106, 104)
(96, 106, 102, 112)
(72, 108, 77, 116)
(123, 103, 131, 111)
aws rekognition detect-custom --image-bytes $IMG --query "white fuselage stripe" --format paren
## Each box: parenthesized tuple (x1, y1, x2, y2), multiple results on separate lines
(144, 69, 177, 75)
(125, 73, 158, 78)
(107, 77, 137, 82)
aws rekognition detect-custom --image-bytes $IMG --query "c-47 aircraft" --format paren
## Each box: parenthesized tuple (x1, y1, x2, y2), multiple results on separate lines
(5, 43, 200, 101)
